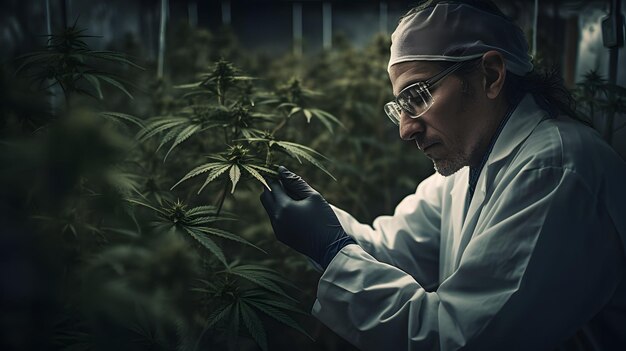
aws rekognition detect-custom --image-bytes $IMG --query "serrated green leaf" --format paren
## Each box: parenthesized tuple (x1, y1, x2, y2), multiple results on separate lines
(96, 74, 134, 99)
(241, 164, 270, 190)
(288, 107, 301, 117)
(240, 302, 268, 351)
(124, 198, 168, 216)
(83, 74, 103, 99)
(156, 126, 183, 152)
(229, 165, 241, 194)
(274, 142, 335, 180)
(174, 81, 202, 89)
(184, 228, 226, 266)
(303, 109, 313, 123)
(310, 108, 345, 134)
(246, 300, 313, 340)
(136, 118, 188, 142)
(203, 304, 234, 332)
(246, 295, 306, 314)
(197, 164, 231, 194)
(14, 52, 58, 74)
(196, 227, 266, 253)
(276, 102, 296, 110)
(186, 205, 218, 217)
(245, 164, 278, 176)
(170, 162, 224, 190)
(164, 124, 201, 161)
(225, 269, 295, 301)
(86, 51, 144, 70)
(137, 119, 188, 142)
(230, 265, 298, 291)
(99, 111, 144, 128)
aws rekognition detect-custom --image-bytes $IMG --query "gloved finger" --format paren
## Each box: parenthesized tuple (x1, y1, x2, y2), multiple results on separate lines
(278, 166, 317, 199)
(268, 178, 296, 206)
(260, 184, 275, 213)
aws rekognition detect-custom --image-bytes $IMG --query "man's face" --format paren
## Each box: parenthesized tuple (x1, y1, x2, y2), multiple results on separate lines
(389, 61, 491, 176)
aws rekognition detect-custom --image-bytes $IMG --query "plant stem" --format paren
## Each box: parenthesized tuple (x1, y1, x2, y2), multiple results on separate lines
(271, 116, 289, 136)
(217, 78, 224, 106)
(215, 179, 229, 217)
(265, 145, 272, 166)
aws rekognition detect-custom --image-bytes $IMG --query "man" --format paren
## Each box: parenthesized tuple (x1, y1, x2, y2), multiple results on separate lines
(260, 1, 626, 350)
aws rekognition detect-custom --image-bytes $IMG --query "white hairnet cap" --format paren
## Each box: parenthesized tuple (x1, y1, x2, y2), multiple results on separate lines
(389, 2, 533, 75)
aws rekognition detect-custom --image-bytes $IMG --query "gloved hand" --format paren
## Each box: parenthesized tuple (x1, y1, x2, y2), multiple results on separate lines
(260, 166, 357, 270)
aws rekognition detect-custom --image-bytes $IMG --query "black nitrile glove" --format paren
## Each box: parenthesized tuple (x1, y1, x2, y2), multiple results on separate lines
(260, 166, 357, 270)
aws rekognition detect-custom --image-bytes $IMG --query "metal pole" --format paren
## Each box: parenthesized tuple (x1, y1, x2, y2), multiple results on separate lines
(45, 0, 58, 114)
(380, 2, 388, 35)
(222, 1, 231, 26)
(157, 0, 168, 79)
(61, 0, 68, 28)
(605, 0, 623, 144)
(532, 0, 539, 57)
(323, 2, 332, 50)
(188, 1, 198, 27)
(293, 2, 303, 56)
(46, 0, 52, 35)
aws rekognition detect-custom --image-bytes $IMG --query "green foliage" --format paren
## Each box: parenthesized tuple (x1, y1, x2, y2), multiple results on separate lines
(573, 69, 626, 120)
(15, 22, 142, 105)
(3, 22, 435, 351)
(4, 23, 336, 351)
(139, 59, 339, 209)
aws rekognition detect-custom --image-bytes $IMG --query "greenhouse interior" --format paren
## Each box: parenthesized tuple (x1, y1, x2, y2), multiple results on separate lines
(1, 0, 625, 350)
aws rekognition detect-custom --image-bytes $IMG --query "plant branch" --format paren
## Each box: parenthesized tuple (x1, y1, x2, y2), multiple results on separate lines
(215, 179, 229, 217)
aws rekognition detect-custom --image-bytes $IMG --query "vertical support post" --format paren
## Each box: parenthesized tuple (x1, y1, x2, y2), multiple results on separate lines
(46, 0, 52, 35)
(293, 2, 303, 56)
(45, 0, 58, 113)
(562, 16, 579, 88)
(379, 2, 388, 35)
(61, 0, 68, 28)
(222, 1, 231, 26)
(66, 0, 72, 24)
(323, 2, 332, 50)
(604, 0, 623, 144)
(532, 0, 539, 57)
(157, 0, 168, 79)
(188, 1, 198, 27)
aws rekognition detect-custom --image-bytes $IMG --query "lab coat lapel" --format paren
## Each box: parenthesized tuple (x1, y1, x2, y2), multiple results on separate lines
(448, 168, 470, 272)
(451, 94, 548, 269)
(454, 171, 486, 268)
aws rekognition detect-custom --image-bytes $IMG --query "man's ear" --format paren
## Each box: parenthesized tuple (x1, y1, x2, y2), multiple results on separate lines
(480, 51, 506, 99)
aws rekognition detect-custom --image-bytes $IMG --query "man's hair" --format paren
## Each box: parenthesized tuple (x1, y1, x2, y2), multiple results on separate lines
(401, 0, 578, 119)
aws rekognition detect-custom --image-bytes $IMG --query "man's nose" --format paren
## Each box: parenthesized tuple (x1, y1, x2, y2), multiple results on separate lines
(399, 111, 424, 140)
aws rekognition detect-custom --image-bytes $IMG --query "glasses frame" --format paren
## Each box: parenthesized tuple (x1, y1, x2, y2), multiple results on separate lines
(385, 59, 476, 125)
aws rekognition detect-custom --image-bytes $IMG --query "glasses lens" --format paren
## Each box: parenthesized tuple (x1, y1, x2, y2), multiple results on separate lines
(384, 102, 402, 125)
(398, 83, 433, 117)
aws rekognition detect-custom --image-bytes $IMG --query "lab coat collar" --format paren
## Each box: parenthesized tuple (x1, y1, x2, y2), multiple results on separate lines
(486, 94, 549, 167)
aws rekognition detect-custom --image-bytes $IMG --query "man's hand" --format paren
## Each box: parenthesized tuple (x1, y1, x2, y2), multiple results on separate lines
(260, 166, 356, 269)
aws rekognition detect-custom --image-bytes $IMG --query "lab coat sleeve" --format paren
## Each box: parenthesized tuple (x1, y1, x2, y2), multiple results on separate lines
(330, 173, 445, 290)
(313, 166, 625, 351)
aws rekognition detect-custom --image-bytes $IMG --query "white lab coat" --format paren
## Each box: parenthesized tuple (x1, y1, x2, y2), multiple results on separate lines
(313, 94, 626, 351)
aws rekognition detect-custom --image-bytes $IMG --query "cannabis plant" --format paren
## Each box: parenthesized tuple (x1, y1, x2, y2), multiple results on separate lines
(573, 69, 626, 142)
(138, 60, 340, 212)
(15, 22, 141, 107)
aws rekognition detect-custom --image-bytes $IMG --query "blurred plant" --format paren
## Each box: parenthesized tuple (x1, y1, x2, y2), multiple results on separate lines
(193, 262, 312, 351)
(4, 21, 438, 351)
(126, 197, 263, 265)
(573, 69, 626, 141)
(15, 22, 142, 107)
(573, 70, 626, 120)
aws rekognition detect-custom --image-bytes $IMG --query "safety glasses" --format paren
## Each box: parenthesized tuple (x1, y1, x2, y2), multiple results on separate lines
(384, 59, 475, 125)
